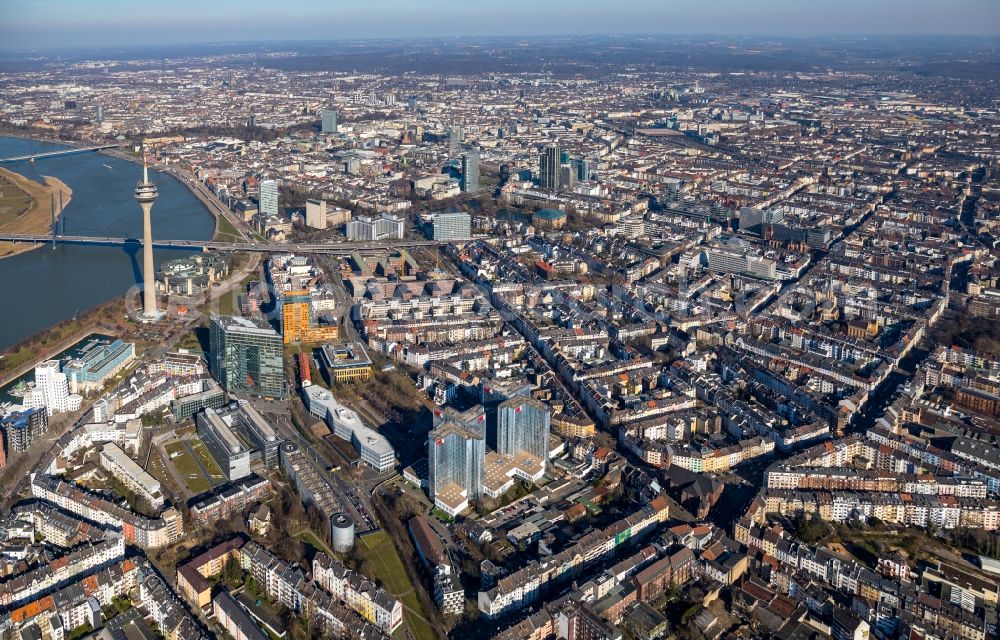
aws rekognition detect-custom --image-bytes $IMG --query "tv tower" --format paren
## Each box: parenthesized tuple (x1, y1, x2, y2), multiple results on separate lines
(135, 156, 160, 320)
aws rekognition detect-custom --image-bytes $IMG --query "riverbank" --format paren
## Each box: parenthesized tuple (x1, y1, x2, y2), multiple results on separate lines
(0, 294, 125, 383)
(0, 167, 73, 259)
(99, 147, 245, 242)
(0, 323, 99, 387)
(4, 133, 242, 245)
(0, 128, 89, 148)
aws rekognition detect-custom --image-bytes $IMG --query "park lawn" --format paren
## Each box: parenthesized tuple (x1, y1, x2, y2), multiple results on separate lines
(217, 286, 239, 316)
(296, 529, 333, 555)
(164, 441, 213, 494)
(164, 441, 186, 456)
(0, 323, 95, 378)
(359, 531, 410, 594)
(167, 451, 203, 485)
(190, 439, 225, 479)
(214, 214, 241, 242)
(186, 477, 212, 494)
(145, 446, 183, 498)
(174, 330, 204, 353)
(359, 531, 436, 640)
(217, 269, 256, 316)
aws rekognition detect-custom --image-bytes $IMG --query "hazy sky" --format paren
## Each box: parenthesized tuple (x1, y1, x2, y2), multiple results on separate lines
(1, 0, 998, 51)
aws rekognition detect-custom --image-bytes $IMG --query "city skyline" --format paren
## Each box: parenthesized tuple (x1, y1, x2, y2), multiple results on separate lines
(1, 0, 999, 51)
(0, 11, 998, 640)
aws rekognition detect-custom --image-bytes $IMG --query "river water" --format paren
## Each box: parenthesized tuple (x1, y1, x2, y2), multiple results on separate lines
(0, 136, 215, 351)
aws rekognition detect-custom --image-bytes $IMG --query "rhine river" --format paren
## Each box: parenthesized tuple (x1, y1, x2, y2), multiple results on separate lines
(0, 136, 216, 351)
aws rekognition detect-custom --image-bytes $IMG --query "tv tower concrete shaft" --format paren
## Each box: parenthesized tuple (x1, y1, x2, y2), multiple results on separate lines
(135, 160, 159, 319)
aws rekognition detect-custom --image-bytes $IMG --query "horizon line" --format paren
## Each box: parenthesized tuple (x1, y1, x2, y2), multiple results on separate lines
(2, 31, 999, 57)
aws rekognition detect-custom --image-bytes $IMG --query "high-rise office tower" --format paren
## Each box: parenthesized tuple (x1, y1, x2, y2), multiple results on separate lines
(407, 96, 417, 110)
(574, 157, 590, 182)
(461, 152, 480, 192)
(95, 105, 103, 123)
(499, 164, 511, 185)
(497, 397, 551, 468)
(428, 420, 485, 516)
(259, 179, 279, 217)
(430, 212, 471, 241)
(305, 199, 327, 229)
(209, 315, 285, 398)
(281, 290, 312, 344)
(448, 126, 463, 154)
(560, 165, 577, 190)
(134, 159, 160, 320)
(433, 405, 486, 437)
(481, 380, 532, 449)
(321, 110, 338, 134)
(539, 145, 560, 190)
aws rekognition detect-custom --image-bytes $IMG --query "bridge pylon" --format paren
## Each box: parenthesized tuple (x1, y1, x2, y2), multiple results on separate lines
(50, 193, 56, 250)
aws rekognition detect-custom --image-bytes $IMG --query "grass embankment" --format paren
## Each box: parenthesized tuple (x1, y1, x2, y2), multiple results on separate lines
(0, 167, 72, 259)
(217, 268, 257, 317)
(358, 531, 437, 640)
(213, 213, 242, 242)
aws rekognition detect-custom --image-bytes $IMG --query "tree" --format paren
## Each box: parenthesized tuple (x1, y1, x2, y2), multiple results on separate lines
(223, 556, 243, 584)
(681, 603, 703, 624)
(793, 511, 831, 544)
(665, 583, 683, 602)
(593, 430, 617, 450)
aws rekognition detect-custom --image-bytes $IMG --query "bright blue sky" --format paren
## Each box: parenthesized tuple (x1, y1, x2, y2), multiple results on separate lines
(1, 0, 998, 51)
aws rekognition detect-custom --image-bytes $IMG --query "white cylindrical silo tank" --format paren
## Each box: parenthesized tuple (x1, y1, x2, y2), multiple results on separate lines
(331, 513, 355, 552)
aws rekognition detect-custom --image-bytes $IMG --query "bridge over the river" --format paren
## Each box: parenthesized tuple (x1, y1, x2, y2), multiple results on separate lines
(0, 144, 122, 164)
(0, 233, 443, 254)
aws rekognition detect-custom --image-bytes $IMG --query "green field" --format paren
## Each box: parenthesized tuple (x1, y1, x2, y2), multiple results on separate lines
(358, 531, 436, 640)
(296, 529, 333, 556)
(174, 329, 205, 353)
(164, 439, 219, 494)
(214, 214, 241, 242)
(217, 270, 256, 317)
(190, 439, 226, 480)
(0, 173, 31, 226)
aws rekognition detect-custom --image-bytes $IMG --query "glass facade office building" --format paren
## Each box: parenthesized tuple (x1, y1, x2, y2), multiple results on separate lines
(259, 179, 279, 217)
(498, 397, 551, 466)
(431, 212, 471, 241)
(539, 144, 560, 190)
(428, 421, 485, 503)
(321, 110, 338, 134)
(209, 315, 285, 398)
(461, 152, 479, 192)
